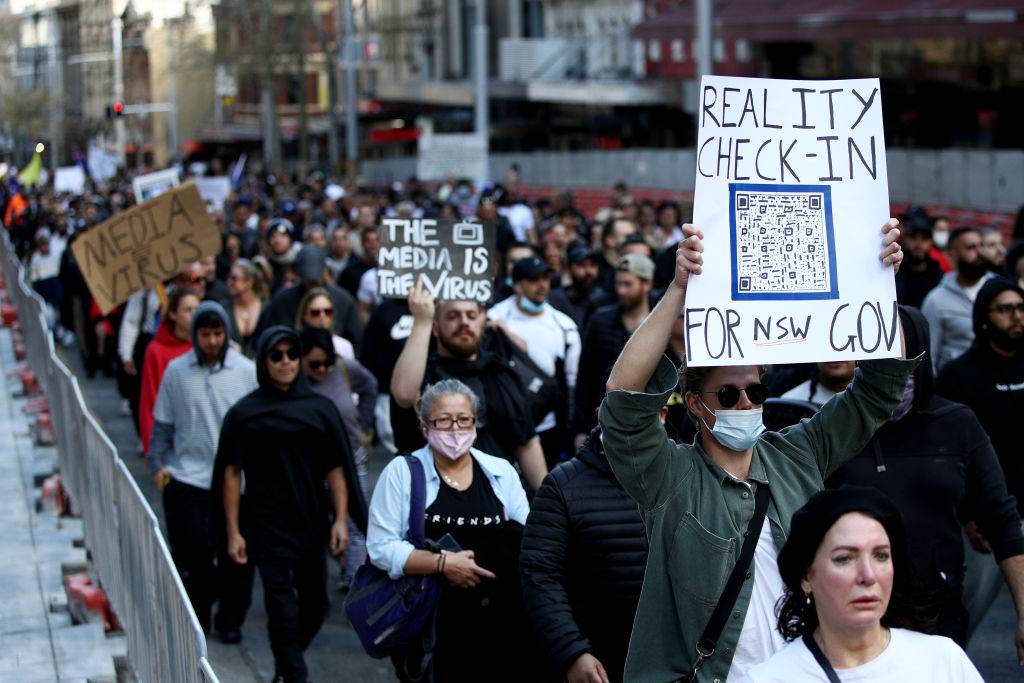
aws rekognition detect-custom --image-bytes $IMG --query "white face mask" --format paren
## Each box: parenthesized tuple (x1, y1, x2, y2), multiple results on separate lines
(701, 401, 766, 452)
(933, 231, 949, 249)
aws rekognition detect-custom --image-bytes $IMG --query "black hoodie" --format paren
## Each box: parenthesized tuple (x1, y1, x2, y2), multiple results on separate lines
(210, 326, 368, 561)
(829, 306, 1024, 644)
(937, 277, 1024, 516)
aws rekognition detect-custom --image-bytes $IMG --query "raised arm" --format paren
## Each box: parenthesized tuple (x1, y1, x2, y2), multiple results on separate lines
(606, 225, 703, 392)
(390, 276, 434, 407)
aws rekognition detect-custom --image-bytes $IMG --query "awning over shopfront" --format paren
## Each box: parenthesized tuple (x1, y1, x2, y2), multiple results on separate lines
(634, 1, 1024, 42)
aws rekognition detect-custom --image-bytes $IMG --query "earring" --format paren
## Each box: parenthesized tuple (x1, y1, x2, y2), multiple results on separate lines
(805, 592, 812, 606)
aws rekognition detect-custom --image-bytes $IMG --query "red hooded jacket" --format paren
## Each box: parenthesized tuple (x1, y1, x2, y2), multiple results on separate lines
(138, 322, 192, 454)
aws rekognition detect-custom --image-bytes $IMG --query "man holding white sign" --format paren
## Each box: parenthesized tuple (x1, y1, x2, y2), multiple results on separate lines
(597, 76, 918, 683)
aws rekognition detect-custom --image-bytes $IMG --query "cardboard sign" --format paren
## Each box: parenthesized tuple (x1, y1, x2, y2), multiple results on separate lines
(684, 76, 895, 367)
(54, 166, 86, 194)
(131, 167, 180, 204)
(378, 218, 495, 304)
(194, 176, 232, 209)
(71, 182, 221, 313)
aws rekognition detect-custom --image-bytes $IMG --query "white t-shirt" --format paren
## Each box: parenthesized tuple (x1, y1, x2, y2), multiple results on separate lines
(29, 249, 62, 282)
(727, 512, 787, 680)
(737, 628, 983, 683)
(357, 267, 380, 307)
(487, 296, 581, 432)
(499, 204, 535, 242)
(782, 380, 838, 408)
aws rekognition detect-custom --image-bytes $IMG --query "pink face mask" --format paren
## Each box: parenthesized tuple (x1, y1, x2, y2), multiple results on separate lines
(425, 428, 477, 461)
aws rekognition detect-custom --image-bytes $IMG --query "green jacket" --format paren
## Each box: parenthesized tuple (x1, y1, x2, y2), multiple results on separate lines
(598, 354, 919, 683)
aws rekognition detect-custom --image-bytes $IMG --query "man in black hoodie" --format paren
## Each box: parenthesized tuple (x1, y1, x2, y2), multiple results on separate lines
(829, 306, 1024, 655)
(937, 277, 1024, 643)
(938, 277, 1024, 516)
(213, 326, 368, 683)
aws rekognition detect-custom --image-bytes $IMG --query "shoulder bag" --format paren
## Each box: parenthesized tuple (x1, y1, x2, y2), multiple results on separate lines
(680, 483, 770, 681)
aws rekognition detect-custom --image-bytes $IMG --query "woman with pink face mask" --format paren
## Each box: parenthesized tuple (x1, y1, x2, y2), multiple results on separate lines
(366, 379, 534, 682)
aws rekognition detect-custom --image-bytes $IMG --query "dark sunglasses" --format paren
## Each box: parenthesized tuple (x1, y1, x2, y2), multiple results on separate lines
(306, 359, 330, 371)
(268, 347, 300, 363)
(702, 382, 768, 408)
(308, 307, 333, 318)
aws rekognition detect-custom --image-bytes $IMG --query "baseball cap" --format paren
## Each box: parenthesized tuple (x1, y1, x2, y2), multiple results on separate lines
(567, 245, 598, 265)
(512, 255, 553, 282)
(617, 253, 655, 281)
(294, 246, 327, 282)
(904, 217, 932, 238)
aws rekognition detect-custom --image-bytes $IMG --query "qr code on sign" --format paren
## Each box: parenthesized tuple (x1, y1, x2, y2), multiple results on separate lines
(729, 183, 839, 301)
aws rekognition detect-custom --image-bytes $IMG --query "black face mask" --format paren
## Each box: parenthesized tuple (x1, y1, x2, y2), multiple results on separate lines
(959, 259, 988, 281)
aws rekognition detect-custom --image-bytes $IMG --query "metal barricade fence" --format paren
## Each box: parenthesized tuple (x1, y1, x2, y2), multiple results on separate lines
(0, 235, 218, 683)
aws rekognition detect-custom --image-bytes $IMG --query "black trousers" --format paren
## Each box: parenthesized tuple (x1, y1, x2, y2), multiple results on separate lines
(163, 480, 254, 632)
(256, 554, 329, 683)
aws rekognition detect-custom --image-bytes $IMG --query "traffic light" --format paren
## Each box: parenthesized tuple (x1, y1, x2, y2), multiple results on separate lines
(106, 102, 125, 119)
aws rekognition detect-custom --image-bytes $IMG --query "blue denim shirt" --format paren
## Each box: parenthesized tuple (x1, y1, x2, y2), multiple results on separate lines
(366, 446, 530, 579)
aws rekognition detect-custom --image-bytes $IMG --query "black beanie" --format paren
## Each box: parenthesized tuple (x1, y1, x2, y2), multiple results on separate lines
(777, 486, 909, 594)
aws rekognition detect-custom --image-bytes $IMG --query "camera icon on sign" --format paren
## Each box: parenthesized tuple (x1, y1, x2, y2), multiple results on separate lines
(453, 221, 484, 246)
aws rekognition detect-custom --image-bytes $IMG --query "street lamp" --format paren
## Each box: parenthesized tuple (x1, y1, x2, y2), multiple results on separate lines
(35, 143, 45, 154)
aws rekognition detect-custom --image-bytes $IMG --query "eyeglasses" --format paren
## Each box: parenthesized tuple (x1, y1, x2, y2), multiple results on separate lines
(990, 303, 1024, 317)
(306, 359, 330, 371)
(308, 307, 333, 318)
(428, 415, 476, 430)
(702, 383, 768, 408)
(267, 347, 300, 363)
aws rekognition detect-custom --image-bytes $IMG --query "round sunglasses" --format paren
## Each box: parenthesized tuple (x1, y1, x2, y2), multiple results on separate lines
(268, 347, 300, 363)
(701, 382, 768, 408)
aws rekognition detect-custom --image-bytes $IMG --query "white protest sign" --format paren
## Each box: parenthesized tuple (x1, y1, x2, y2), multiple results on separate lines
(684, 76, 895, 367)
(54, 166, 86, 194)
(194, 176, 232, 209)
(378, 218, 496, 304)
(417, 132, 487, 183)
(132, 167, 180, 204)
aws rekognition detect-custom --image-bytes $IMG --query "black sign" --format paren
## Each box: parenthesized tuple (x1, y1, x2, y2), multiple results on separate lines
(378, 218, 495, 304)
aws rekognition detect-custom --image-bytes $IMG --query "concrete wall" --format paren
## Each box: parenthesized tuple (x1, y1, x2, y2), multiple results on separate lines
(361, 147, 1024, 214)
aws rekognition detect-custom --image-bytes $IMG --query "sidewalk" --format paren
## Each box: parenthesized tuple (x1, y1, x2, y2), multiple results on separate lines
(0, 328, 127, 682)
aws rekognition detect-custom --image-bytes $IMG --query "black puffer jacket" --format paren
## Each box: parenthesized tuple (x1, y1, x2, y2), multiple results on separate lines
(520, 429, 648, 682)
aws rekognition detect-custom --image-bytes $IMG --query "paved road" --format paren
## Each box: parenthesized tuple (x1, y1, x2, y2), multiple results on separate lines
(59, 347, 1023, 681)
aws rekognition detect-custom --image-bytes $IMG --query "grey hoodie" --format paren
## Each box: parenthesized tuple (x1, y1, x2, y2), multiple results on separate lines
(191, 300, 231, 367)
(920, 270, 993, 371)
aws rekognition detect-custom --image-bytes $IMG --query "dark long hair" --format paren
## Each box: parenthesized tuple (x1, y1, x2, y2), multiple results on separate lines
(775, 487, 936, 641)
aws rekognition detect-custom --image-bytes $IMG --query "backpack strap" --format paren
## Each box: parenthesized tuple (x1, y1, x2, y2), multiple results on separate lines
(403, 454, 428, 548)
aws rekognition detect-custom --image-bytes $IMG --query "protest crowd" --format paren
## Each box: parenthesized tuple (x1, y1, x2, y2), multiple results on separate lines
(4, 157, 1024, 683)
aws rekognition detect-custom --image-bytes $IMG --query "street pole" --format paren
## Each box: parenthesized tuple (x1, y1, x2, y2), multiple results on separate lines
(695, 0, 714, 91)
(112, 16, 127, 167)
(46, 11, 62, 170)
(342, 0, 358, 179)
(259, 0, 281, 169)
(167, 22, 179, 161)
(307, 0, 340, 172)
(474, 0, 490, 187)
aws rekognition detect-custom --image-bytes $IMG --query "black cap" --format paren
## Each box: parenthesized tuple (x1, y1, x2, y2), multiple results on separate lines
(512, 255, 553, 282)
(904, 217, 932, 238)
(567, 245, 598, 265)
(294, 245, 327, 282)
